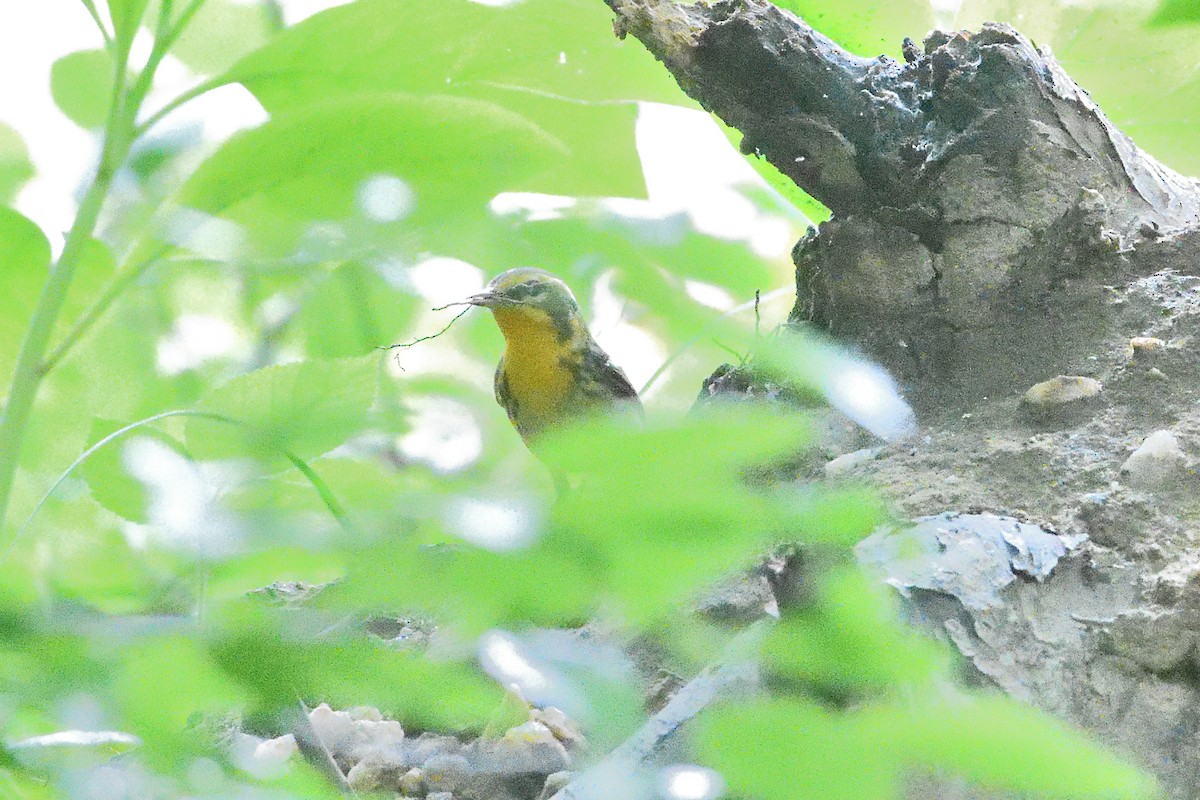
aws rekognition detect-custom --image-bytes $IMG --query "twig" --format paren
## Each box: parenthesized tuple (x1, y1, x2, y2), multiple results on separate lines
(290, 699, 355, 794)
(377, 307, 471, 350)
(548, 622, 767, 800)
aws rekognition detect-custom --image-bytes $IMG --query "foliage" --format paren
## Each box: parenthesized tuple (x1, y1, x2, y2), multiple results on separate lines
(0, 0, 1174, 798)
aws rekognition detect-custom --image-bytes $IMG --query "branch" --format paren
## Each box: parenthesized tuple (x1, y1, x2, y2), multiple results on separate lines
(603, 0, 1200, 235)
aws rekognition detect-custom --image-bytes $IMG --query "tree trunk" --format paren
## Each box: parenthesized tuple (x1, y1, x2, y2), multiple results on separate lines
(606, 0, 1200, 410)
(604, 1, 1200, 797)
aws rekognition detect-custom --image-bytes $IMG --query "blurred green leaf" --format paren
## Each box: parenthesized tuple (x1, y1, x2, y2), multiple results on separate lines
(1149, 0, 1200, 25)
(210, 609, 498, 730)
(106, 0, 151, 57)
(168, 0, 276, 74)
(185, 356, 377, 462)
(0, 123, 34, 206)
(224, 0, 692, 197)
(50, 49, 117, 129)
(774, 0, 932, 59)
(81, 417, 185, 523)
(905, 696, 1158, 798)
(114, 635, 247, 764)
(766, 568, 946, 693)
(295, 261, 416, 358)
(0, 209, 50, 392)
(701, 698, 901, 800)
(170, 94, 565, 259)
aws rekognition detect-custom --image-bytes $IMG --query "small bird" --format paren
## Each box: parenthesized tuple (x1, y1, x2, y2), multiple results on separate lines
(466, 268, 641, 449)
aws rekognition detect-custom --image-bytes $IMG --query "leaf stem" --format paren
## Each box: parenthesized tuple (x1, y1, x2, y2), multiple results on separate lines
(0, 0, 205, 533)
(78, 0, 114, 45)
(8, 409, 353, 562)
(0, 32, 138, 532)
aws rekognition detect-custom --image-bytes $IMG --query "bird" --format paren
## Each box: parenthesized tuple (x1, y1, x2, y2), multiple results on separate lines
(465, 267, 642, 450)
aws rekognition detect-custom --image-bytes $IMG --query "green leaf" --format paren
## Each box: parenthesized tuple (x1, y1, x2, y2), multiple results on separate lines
(185, 357, 377, 463)
(0, 123, 34, 206)
(169, 0, 276, 74)
(905, 696, 1158, 798)
(210, 609, 498, 729)
(295, 261, 416, 358)
(50, 50, 117, 130)
(114, 635, 247, 765)
(81, 417, 185, 523)
(172, 94, 565, 259)
(701, 699, 901, 800)
(223, 0, 691, 197)
(766, 568, 946, 693)
(0, 209, 51, 392)
(1150, 0, 1200, 25)
(106, 0, 151, 57)
(773, 0, 933, 60)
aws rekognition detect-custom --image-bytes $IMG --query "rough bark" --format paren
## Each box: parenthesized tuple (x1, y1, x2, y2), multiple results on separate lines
(604, 2, 1200, 798)
(605, 0, 1200, 409)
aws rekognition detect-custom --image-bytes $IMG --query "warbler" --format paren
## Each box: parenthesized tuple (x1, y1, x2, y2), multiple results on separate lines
(466, 268, 642, 448)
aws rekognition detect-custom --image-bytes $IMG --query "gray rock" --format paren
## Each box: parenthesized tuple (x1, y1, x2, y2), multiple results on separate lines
(411, 733, 463, 766)
(423, 752, 471, 793)
(464, 722, 571, 776)
(1021, 375, 1102, 408)
(856, 512, 1086, 612)
(1102, 608, 1197, 673)
(346, 748, 412, 792)
(1120, 430, 1190, 489)
(824, 446, 882, 476)
(538, 770, 574, 800)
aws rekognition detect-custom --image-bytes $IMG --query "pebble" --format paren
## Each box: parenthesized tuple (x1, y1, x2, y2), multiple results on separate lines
(307, 703, 404, 760)
(1119, 430, 1189, 489)
(539, 771, 574, 800)
(466, 721, 571, 775)
(423, 752, 472, 793)
(824, 447, 882, 476)
(410, 733, 463, 766)
(346, 748, 413, 792)
(1020, 375, 1102, 408)
(428, 793, 455, 800)
(230, 733, 296, 779)
(1128, 336, 1166, 360)
(399, 768, 426, 796)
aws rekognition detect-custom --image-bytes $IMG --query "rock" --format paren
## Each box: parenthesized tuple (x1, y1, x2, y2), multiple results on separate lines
(1128, 336, 1166, 359)
(230, 733, 296, 779)
(465, 722, 571, 776)
(539, 771, 574, 800)
(1120, 430, 1190, 489)
(1078, 488, 1152, 549)
(428, 793, 455, 800)
(346, 748, 412, 792)
(824, 447, 882, 476)
(423, 752, 471, 793)
(1102, 608, 1197, 673)
(411, 733, 463, 766)
(399, 768, 426, 796)
(1020, 375, 1102, 409)
(307, 703, 404, 761)
(856, 512, 1086, 612)
(530, 707, 583, 749)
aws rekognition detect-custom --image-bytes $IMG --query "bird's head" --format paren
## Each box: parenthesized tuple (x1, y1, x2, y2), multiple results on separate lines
(467, 268, 584, 343)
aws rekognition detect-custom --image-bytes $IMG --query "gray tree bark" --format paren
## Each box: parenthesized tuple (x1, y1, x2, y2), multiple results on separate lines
(603, 2, 1200, 798)
(605, 0, 1200, 410)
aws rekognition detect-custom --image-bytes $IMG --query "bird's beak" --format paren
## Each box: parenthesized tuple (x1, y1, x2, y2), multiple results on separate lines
(465, 291, 515, 308)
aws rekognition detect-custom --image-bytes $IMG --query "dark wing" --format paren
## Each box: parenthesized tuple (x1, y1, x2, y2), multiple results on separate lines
(580, 348, 642, 411)
(494, 357, 519, 426)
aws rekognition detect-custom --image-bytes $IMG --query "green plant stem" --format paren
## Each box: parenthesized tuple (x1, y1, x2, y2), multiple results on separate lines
(9, 410, 353, 562)
(0, 0, 188, 533)
(78, 0, 114, 45)
(0, 54, 136, 535)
